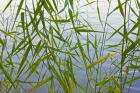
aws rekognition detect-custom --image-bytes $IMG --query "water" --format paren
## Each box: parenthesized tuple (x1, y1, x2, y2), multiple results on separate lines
(0, 0, 140, 93)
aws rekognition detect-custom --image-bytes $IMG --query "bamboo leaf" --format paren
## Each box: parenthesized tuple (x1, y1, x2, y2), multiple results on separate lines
(26, 76, 53, 93)
(86, 53, 117, 69)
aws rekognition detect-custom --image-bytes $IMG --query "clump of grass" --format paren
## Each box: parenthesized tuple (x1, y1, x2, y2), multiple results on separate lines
(0, 0, 140, 93)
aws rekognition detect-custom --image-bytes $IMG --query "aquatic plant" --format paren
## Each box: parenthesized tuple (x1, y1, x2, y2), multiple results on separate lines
(0, 0, 139, 93)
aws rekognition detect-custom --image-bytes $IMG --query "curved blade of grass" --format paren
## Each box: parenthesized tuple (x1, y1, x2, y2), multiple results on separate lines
(123, 38, 140, 56)
(0, 63, 15, 88)
(25, 53, 52, 79)
(12, 0, 24, 29)
(77, 39, 88, 63)
(69, 0, 74, 10)
(17, 45, 31, 75)
(0, 37, 4, 47)
(86, 53, 117, 69)
(108, 0, 130, 16)
(2, 0, 13, 13)
(81, 1, 95, 7)
(26, 76, 53, 93)
(117, 0, 125, 17)
(58, 0, 68, 14)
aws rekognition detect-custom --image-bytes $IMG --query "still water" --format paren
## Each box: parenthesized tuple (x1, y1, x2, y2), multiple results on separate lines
(0, 0, 139, 93)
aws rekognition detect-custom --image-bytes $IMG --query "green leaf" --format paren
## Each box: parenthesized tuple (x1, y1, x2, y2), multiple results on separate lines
(26, 53, 52, 79)
(0, 38, 4, 47)
(17, 45, 31, 76)
(26, 76, 53, 93)
(0, 63, 15, 88)
(86, 53, 117, 69)
(2, 0, 13, 13)
(117, 0, 125, 17)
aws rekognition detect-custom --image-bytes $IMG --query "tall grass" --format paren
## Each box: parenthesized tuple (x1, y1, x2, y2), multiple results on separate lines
(0, 0, 140, 93)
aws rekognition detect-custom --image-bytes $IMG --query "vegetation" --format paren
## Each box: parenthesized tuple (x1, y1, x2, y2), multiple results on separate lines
(0, 0, 140, 93)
